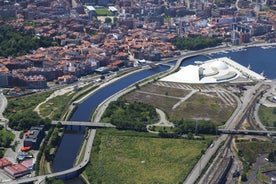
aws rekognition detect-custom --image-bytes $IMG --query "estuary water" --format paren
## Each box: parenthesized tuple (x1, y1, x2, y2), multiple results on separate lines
(181, 46, 276, 79)
(52, 45, 276, 182)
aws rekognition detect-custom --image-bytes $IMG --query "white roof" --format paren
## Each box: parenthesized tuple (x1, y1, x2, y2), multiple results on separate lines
(161, 65, 200, 83)
(109, 6, 118, 12)
(160, 57, 265, 84)
(210, 60, 228, 70)
(85, 6, 95, 11)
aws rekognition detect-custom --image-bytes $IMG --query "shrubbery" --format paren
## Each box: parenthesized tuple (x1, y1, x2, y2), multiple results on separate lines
(102, 101, 157, 132)
(0, 25, 58, 57)
(171, 36, 222, 50)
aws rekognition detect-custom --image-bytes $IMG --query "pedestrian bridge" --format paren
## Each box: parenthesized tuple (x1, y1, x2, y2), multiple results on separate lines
(51, 120, 116, 128)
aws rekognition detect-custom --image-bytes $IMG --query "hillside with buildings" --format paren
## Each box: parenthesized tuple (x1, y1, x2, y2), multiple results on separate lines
(0, 0, 275, 89)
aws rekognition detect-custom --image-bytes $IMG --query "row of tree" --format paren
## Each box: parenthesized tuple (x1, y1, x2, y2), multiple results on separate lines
(174, 119, 217, 135)
(44, 127, 62, 162)
(102, 100, 158, 132)
(159, 119, 217, 138)
(0, 25, 58, 57)
(170, 35, 222, 50)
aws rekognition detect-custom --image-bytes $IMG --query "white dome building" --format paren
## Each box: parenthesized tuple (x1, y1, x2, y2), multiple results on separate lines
(160, 57, 264, 84)
(210, 60, 229, 70)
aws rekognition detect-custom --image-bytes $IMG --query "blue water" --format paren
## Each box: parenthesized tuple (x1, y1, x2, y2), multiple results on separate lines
(180, 46, 276, 79)
(70, 66, 168, 121)
(52, 46, 276, 175)
(52, 66, 169, 172)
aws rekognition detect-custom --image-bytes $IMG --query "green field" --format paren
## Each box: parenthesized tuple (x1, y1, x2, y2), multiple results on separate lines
(39, 92, 75, 120)
(85, 129, 212, 184)
(236, 140, 276, 163)
(95, 9, 112, 16)
(258, 105, 276, 128)
(4, 91, 53, 117)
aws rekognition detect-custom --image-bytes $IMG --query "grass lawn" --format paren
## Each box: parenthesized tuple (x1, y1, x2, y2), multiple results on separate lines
(95, 9, 112, 16)
(39, 92, 75, 120)
(4, 91, 53, 117)
(85, 129, 212, 184)
(258, 105, 276, 127)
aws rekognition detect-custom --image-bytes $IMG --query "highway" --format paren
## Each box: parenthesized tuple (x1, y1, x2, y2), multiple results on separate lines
(196, 82, 269, 184)
(186, 81, 267, 184)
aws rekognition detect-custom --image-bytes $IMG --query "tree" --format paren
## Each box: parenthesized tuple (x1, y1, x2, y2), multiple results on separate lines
(56, 122, 63, 129)
(135, 84, 140, 90)
(268, 150, 276, 162)
(0, 25, 58, 57)
(241, 173, 247, 182)
(104, 17, 112, 24)
(187, 132, 194, 140)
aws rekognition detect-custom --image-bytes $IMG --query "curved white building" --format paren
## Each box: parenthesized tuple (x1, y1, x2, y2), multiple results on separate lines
(161, 57, 265, 84)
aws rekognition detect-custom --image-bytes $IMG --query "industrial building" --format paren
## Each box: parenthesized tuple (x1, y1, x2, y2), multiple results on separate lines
(4, 163, 31, 178)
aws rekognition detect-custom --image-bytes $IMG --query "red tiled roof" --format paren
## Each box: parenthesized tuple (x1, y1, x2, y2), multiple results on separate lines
(0, 158, 12, 168)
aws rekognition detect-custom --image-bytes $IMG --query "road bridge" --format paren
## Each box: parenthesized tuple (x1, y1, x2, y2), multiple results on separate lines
(218, 129, 276, 136)
(51, 120, 116, 128)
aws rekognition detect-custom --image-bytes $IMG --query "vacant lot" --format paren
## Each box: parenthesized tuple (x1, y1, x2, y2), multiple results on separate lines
(85, 129, 212, 184)
(236, 140, 276, 163)
(122, 82, 235, 124)
(258, 105, 276, 128)
(39, 92, 75, 120)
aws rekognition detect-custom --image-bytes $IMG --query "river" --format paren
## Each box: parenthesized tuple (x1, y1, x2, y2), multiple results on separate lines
(52, 66, 169, 172)
(52, 46, 276, 182)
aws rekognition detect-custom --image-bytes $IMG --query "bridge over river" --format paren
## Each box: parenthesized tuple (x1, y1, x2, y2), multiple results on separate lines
(52, 121, 276, 136)
(52, 120, 116, 128)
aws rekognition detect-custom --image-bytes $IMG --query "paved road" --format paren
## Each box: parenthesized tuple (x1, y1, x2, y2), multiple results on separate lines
(0, 91, 7, 118)
(0, 91, 8, 128)
(193, 82, 266, 184)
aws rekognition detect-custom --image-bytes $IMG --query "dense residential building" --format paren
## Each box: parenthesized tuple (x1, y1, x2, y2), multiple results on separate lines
(23, 126, 45, 150)
(0, 0, 274, 89)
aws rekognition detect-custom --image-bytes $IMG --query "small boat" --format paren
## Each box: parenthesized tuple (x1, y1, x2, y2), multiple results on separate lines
(260, 71, 265, 77)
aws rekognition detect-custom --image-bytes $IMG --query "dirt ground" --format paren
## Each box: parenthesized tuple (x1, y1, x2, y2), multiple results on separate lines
(122, 81, 236, 124)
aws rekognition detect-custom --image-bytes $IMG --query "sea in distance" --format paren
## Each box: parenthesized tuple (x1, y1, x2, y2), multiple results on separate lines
(181, 46, 276, 79)
(58, 45, 276, 184)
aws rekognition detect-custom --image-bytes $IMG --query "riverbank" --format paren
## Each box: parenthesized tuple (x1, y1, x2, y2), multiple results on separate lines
(42, 41, 276, 183)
